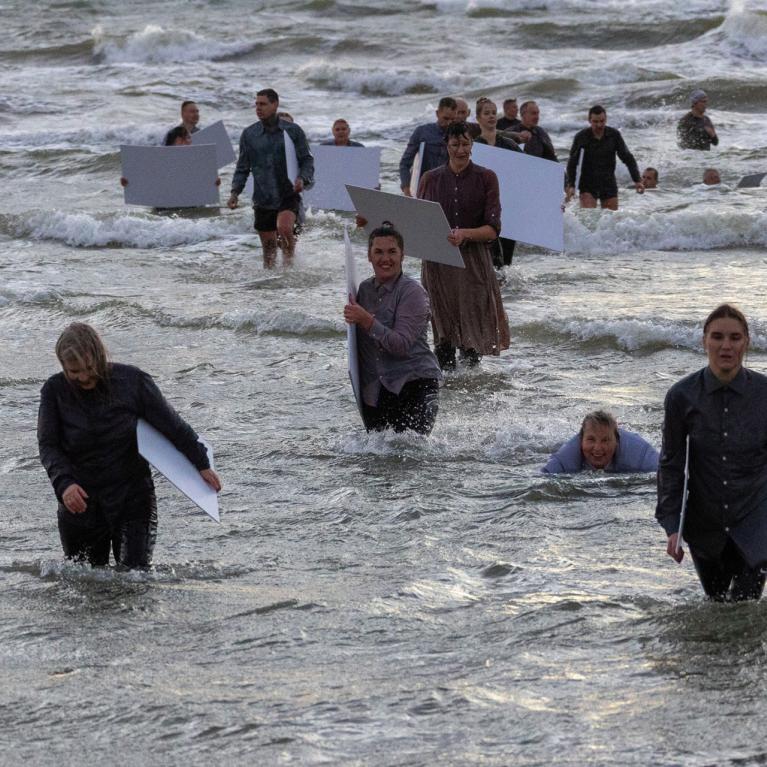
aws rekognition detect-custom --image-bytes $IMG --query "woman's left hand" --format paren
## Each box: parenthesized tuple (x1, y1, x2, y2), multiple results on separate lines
(448, 228, 467, 247)
(200, 468, 222, 492)
(344, 295, 374, 330)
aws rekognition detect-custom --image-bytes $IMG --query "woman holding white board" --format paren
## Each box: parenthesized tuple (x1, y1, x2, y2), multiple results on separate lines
(37, 323, 221, 569)
(656, 304, 767, 601)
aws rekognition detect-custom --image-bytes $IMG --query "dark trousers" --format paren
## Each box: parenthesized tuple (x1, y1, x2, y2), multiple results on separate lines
(690, 538, 766, 602)
(362, 378, 439, 435)
(57, 491, 158, 569)
(490, 237, 516, 268)
(435, 342, 481, 370)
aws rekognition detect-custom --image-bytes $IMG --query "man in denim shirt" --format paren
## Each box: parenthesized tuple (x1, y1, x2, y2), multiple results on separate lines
(228, 88, 314, 268)
(399, 97, 457, 197)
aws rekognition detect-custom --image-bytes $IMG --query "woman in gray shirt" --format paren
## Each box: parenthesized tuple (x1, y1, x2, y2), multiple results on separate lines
(656, 304, 767, 601)
(344, 223, 442, 434)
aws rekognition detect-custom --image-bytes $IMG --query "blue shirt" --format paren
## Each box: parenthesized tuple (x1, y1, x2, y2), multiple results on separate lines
(231, 119, 314, 209)
(399, 122, 448, 189)
(544, 429, 659, 474)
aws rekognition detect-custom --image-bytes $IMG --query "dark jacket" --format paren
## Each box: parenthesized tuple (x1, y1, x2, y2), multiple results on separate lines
(38, 363, 209, 509)
(677, 112, 718, 151)
(521, 125, 558, 163)
(566, 126, 640, 189)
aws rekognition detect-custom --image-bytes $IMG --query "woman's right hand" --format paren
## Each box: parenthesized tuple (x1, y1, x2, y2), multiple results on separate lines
(666, 533, 684, 563)
(62, 483, 89, 514)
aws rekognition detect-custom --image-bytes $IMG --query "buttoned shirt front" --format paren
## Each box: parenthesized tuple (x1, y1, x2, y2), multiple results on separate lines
(656, 366, 767, 566)
(399, 122, 449, 188)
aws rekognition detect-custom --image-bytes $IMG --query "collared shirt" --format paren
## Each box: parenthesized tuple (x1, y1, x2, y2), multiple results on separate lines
(566, 126, 640, 188)
(521, 125, 558, 162)
(677, 111, 718, 150)
(399, 122, 449, 188)
(231, 119, 314, 209)
(656, 366, 767, 567)
(355, 273, 442, 407)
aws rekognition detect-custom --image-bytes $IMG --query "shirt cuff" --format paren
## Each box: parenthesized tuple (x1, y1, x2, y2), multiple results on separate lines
(657, 513, 680, 536)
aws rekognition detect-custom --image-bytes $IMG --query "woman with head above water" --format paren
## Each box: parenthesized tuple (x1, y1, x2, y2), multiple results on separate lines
(37, 323, 222, 569)
(656, 303, 767, 601)
(343, 222, 442, 434)
(543, 410, 659, 474)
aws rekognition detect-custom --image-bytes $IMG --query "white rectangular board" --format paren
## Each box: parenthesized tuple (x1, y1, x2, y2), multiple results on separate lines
(121, 144, 220, 208)
(303, 146, 381, 212)
(191, 120, 236, 169)
(136, 418, 220, 523)
(344, 226, 364, 420)
(470, 142, 565, 252)
(345, 185, 464, 268)
(410, 142, 425, 197)
(284, 131, 299, 185)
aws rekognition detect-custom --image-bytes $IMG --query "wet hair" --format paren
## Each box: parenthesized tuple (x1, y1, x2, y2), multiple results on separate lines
(55, 323, 111, 385)
(257, 88, 279, 104)
(437, 97, 457, 111)
(644, 166, 659, 182)
(367, 221, 404, 254)
(589, 105, 606, 118)
(579, 410, 619, 441)
(475, 97, 497, 117)
(333, 118, 349, 128)
(519, 100, 536, 115)
(703, 304, 749, 337)
(181, 100, 196, 112)
(503, 98, 517, 107)
(444, 121, 473, 142)
(164, 126, 190, 146)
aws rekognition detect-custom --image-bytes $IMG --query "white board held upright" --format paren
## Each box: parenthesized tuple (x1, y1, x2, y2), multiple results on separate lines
(191, 120, 236, 169)
(304, 146, 381, 212)
(344, 225, 364, 421)
(136, 418, 220, 523)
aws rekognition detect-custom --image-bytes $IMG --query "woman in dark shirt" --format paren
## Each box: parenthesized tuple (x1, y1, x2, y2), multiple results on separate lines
(656, 304, 767, 601)
(38, 323, 222, 569)
(344, 223, 442, 434)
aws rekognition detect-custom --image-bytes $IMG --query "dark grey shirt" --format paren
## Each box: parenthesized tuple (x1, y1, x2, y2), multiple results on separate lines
(356, 273, 442, 407)
(677, 112, 718, 150)
(656, 366, 767, 566)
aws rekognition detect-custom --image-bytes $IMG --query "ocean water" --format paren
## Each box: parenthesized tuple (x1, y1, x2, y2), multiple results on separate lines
(2, 1, 767, 764)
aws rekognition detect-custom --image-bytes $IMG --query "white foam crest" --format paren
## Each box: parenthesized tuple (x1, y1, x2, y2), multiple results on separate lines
(560, 317, 698, 351)
(219, 309, 343, 336)
(0, 285, 62, 307)
(564, 207, 767, 255)
(21, 210, 238, 248)
(427, 0, 548, 10)
(721, 2, 767, 58)
(91, 24, 253, 64)
(297, 61, 466, 97)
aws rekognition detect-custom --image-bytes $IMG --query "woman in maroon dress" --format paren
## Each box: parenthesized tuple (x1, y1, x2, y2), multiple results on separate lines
(418, 122, 510, 369)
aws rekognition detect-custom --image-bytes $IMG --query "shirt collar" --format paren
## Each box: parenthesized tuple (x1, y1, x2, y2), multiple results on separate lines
(704, 365, 747, 394)
(374, 272, 403, 292)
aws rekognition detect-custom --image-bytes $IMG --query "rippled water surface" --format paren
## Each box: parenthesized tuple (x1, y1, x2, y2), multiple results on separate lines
(3, 0, 767, 764)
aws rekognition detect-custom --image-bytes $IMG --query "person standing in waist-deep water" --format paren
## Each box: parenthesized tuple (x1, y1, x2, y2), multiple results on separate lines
(677, 89, 719, 151)
(474, 96, 521, 270)
(344, 223, 442, 434)
(37, 323, 222, 570)
(228, 88, 314, 269)
(399, 96, 457, 198)
(565, 105, 644, 210)
(417, 122, 510, 370)
(656, 304, 767, 602)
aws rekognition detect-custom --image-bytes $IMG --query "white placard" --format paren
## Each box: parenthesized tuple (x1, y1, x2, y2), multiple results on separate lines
(410, 142, 425, 198)
(284, 131, 299, 184)
(191, 120, 236, 169)
(344, 226, 363, 420)
(470, 143, 565, 252)
(136, 418, 220, 523)
(303, 146, 381, 212)
(121, 144, 220, 208)
(345, 185, 464, 268)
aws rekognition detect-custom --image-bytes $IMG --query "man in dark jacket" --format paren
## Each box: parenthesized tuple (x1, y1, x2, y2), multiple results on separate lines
(565, 105, 644, 210)
(677, 89, 718, 151)
(516, 101, 558, 162)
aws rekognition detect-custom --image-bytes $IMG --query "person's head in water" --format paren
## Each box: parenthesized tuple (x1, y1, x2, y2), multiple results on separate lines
(56, 323, 111, 391)
(475, 97, 498, 131)
(703, 168, 721, 185)
(642, 167, 659, 189)
(444, 122, 473, 170)
(502, 98, 518, 122)
(164, 126, 191, 146)
(519, 100, 540, 129)
(331, 118, 352, 145)
(454, 98, 470, 122)
(690, 89, 708, 117)
(435, 97, 458, 129)
(588, 105, 607, 137)
(703, 304, 749, 382)
(255, 88, 279, 121)
(367, 221, 404, 284)
(579, 410, 619, 470)
(180, 100, 199, 129)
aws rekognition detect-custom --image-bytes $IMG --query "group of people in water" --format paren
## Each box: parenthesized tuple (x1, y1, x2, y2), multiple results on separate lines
(39, 85, 763, 606)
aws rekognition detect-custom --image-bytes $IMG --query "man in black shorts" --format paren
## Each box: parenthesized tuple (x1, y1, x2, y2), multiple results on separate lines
(565, 105, 643, 210)
(228, 88, 314, 267)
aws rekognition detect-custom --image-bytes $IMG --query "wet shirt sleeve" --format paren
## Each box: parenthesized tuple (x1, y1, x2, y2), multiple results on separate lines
(37, 378, 78, 501)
